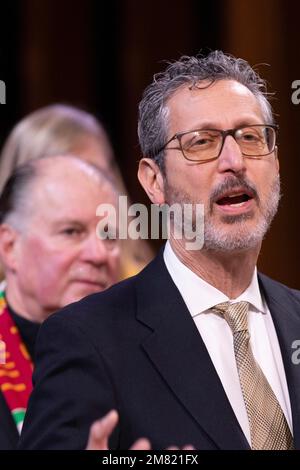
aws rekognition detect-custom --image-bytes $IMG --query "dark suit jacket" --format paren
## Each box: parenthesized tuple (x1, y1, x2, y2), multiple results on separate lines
(0, 393, 19, 449)
(19, 252, 300, 450)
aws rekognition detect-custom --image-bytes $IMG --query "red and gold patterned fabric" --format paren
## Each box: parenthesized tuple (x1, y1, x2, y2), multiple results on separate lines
(0, 291, 33, 432)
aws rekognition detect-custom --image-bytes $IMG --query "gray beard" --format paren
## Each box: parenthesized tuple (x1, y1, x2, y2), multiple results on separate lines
(204, 175, 280, 251)
(165, 174, 281, 252)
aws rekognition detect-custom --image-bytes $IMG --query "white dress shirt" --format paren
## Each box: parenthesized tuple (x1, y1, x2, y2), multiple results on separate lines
(163, 241, 293, 445)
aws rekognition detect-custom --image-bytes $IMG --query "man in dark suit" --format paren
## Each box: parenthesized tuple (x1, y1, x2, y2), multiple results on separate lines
(20, 51, 300, 450)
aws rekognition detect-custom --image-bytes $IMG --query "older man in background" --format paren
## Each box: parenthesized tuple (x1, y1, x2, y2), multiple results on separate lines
(0, 155, 120, 448)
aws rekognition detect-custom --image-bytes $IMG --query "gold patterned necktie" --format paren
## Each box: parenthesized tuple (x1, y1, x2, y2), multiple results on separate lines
(213, 301, 294, 450)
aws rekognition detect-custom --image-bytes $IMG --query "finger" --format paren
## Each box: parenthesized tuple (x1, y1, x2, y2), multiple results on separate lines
(130, 438, 152, 450)
(166, 444, 195, 450)
(86, 410, 119, 450)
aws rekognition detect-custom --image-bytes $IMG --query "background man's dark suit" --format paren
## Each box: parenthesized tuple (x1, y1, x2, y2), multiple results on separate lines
(0, 394, 19, 449)
(19, 251, 300, 449)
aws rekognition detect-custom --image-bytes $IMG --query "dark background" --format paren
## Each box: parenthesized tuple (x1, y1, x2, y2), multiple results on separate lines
(0, 0, 299, 287)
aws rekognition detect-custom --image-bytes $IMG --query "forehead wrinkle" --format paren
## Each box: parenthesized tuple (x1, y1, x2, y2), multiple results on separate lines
(166, 80, 265, 137)
(25, 175, 116, 229)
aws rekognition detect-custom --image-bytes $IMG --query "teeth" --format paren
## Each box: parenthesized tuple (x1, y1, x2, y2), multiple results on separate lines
(229, 202, 245, 207)
(227, 193, 243, 198)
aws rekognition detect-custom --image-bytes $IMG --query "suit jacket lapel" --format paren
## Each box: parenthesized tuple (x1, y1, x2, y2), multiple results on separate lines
(259, 274, 300, 449)
(136, 252, 249, 449)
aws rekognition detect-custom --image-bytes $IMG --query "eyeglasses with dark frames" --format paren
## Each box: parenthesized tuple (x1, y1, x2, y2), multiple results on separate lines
(156, 124, 278, 163)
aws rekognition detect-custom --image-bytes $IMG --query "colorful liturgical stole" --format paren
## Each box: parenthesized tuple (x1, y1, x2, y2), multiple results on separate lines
(0, 291, 33, 432)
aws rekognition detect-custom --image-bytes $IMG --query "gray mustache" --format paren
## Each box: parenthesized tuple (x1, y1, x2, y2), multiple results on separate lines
(210, 176, 258, 209)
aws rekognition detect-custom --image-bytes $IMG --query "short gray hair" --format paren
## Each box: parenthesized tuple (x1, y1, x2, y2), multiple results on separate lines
(138, 50, 274, 171)
(0, 160, 36, 229)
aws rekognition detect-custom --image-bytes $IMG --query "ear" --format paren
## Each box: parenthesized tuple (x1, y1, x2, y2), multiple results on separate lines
(0, 224, 20, 271)
(138, 158, 166, 204)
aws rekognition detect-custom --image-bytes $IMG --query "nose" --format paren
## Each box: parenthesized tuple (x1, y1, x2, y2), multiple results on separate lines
(217, 135, 246, 174)
(81, 232, 110, 265)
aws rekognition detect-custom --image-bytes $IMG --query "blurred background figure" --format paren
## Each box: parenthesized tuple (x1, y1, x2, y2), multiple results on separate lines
(0, 155, 120, 449)
(0, 104, 122, 191)
(0, 104, 153, 279)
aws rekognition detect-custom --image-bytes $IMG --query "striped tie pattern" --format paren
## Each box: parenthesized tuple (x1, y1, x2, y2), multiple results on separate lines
(213, 301, 294, 450)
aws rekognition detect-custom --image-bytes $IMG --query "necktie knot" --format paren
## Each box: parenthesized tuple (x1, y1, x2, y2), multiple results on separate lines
(213, 301, 249, 334)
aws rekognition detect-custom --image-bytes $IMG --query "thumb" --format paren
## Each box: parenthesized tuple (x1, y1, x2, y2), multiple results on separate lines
(86, 410, 119, 450)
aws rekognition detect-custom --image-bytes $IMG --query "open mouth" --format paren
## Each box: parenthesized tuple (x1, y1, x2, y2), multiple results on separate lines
(216, 192, 252, 207)
(214, 186, 256, 212)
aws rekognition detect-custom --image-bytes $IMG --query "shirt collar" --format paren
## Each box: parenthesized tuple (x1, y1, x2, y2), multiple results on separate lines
(163, 241, 267, 318)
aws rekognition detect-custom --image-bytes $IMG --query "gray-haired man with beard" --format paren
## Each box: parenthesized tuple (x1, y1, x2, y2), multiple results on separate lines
(20, 51, 300, 450)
